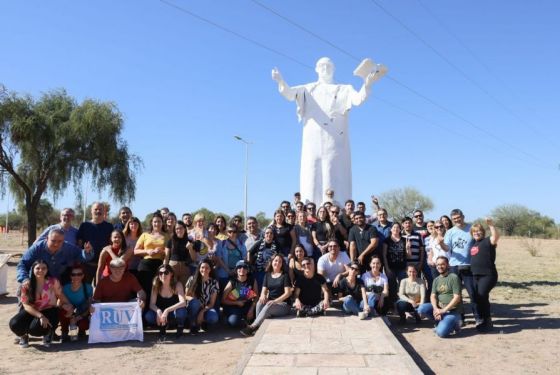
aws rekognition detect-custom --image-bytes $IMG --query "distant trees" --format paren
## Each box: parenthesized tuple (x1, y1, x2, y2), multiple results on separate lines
(378, 187, 434, 222)
(491, 204, 557, 238)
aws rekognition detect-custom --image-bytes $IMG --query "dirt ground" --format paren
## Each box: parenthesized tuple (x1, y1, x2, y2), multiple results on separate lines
(0, 234, 558, 374)
(392, 237, 560, 374)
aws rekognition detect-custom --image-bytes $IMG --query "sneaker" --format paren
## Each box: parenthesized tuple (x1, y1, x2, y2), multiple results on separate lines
(19, 335, 29, 348)
(190, 325, 199, 335)
(240, 326, 255, 337)
(453, 320, 462, 335)
(42, 334, 52, 348)
(296, 310, 306, 318)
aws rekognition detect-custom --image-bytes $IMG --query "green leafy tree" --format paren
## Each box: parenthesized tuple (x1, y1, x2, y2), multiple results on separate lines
(378, 187, 434, 222)
(491, 204, 556, 237)
(0, 87, 141, 245)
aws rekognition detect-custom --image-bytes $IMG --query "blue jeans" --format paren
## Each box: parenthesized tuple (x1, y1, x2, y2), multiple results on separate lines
(187, 298, 219, 327)
(360, 292, 383, 315)
(342, 296, 361, 315)
(255, 271, 265, 293)
(223, 303, 252, 327)
(396, 300, 431, 317)
(416, 304, 461, 338)
(144, 307, 187, 328)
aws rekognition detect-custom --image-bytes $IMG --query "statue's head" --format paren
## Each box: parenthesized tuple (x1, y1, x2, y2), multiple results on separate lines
(315, 57, 335, 83)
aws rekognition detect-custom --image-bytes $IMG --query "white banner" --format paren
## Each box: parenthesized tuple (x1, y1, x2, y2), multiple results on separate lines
(88, 302, 144, 344)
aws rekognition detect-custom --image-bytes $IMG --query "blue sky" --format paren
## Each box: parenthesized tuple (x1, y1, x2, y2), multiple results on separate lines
(1, 0, 559, 223)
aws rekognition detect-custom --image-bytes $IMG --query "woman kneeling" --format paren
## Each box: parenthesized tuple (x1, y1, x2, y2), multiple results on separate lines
(396, 265, 431, 324)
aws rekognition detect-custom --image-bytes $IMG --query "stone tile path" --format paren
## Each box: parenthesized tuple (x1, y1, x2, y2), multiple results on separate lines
(234, 309, 422, 374)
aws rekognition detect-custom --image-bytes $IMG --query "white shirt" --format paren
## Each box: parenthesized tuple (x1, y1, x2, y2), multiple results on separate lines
(317, 251, 351, 282)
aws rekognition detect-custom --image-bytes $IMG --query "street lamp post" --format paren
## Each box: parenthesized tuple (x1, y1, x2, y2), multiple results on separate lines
(234, 136, 251, 228)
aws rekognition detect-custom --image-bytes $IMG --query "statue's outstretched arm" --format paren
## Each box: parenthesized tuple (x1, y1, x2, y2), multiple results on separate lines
(272, 67, 297, 101)
(352, 64, 388, 106)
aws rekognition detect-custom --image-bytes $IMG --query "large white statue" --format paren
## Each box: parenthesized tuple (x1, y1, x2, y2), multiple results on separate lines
(272, 57, 387, 205)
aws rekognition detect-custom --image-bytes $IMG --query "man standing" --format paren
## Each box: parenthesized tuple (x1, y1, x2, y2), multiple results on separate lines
(77, 202, 113, 282)
(440, 208, 478, 323)
(317, 241, 350, 295)
(113, 206, 132, 231)
(418, 256, 463, 338)
(35, 208, 78, 245)
(412, 210, 429, 239)
(372, 208, 393, 244)
(243, 216, 262, 251)
(322, 189, 341, 208)
(182, 213, 194, 231)
(348, 211, 379, 270)
(17, 229, 93, 284)
(339, 200, 355, 232)
(401, 217, 424, 271)
(412, 209, 433, 294)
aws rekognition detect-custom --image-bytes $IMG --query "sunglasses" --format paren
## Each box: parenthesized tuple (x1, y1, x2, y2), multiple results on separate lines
(71, 273, 83, 277)
(350, 267, 360, 271)
(435, 225, 443, 229)
(159, 270, 170, 275)
(330, 211, 339, 214)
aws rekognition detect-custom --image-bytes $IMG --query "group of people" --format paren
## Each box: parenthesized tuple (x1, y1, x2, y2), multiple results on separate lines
(10, 193, 500, 348)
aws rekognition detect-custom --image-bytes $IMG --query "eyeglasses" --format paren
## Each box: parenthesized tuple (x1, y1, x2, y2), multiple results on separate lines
(350, 267, 360, 272)
(71, 273, 83, 277)
(159, 270, 170, 275)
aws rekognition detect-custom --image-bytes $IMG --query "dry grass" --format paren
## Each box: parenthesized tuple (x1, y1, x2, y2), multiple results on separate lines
(518, 237, 541, 257)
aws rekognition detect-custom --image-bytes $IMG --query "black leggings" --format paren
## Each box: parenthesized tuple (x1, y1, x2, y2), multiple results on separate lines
(137, 258, 163, 305)
(473, 272, 498, 320)
(9, 307, 59, 337)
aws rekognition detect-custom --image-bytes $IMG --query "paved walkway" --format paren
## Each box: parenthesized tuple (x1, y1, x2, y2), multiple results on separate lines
(234, 309, 422, 375)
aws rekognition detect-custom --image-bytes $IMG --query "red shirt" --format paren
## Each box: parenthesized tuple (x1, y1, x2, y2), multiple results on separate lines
(93, 272, 142, 303)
